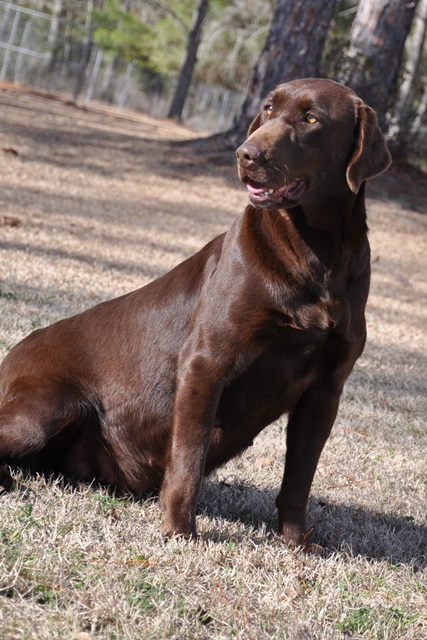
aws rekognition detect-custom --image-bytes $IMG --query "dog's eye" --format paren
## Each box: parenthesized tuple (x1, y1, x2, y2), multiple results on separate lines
(264, 105, 273, 117)
(305, 113, 318, 124)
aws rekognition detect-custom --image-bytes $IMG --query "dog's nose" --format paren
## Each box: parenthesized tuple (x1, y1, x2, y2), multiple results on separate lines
(236, 143, 267, 167)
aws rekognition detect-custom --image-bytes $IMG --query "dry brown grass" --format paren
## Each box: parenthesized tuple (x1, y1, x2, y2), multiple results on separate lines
(0, 85, 426, 640)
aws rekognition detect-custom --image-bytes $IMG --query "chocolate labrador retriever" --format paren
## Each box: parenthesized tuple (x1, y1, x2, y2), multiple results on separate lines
(0, 79, 391, 546)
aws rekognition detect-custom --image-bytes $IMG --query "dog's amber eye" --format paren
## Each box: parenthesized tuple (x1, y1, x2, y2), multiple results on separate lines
(264, 105, 273, 117)
(305, 114, 318, 124)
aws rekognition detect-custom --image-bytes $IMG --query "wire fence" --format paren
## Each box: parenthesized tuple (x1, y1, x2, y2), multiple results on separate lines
(0, 1, 245, 132)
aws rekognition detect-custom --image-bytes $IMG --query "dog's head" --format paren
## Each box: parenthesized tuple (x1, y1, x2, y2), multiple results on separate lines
(236, 78, 391, 209)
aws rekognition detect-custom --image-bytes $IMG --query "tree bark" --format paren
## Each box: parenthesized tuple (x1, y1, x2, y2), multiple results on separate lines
(393, 0, 427, 156)
(413, 81, 427, 133)
(222, 0, 337, 146)
(339, 0, 420, 129)
(168, 0, 210, 120)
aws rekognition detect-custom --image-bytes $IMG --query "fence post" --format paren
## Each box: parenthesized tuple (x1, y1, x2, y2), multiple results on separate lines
(117, 59, 135, 109)
(85, 48, 103, 104)
(217, 89, 231, 131)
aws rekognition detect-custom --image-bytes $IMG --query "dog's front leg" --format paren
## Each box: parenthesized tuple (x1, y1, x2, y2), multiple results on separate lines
(276, 382, 342, 547)
(160, 354, 223, 539)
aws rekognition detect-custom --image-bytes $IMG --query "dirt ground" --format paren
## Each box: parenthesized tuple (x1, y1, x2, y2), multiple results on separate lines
(0, 84, 426, 640)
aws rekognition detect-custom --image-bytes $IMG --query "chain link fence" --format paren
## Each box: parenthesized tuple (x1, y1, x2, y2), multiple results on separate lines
(0, 1, 244, 132)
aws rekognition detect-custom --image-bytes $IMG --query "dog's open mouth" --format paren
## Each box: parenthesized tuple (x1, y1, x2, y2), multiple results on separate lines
(245, 178, 306, 206)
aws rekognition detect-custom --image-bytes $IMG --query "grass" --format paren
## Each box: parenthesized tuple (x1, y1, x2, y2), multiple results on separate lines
(1, 474, 425, 639)
(0, 87, 426, 639)
(1, 361, 424, 640)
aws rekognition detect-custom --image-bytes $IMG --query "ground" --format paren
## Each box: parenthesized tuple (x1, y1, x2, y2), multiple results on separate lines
(0, 84, 426, 640)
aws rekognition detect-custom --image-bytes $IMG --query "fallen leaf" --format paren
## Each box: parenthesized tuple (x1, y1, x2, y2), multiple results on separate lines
(0, 215, 21, 227)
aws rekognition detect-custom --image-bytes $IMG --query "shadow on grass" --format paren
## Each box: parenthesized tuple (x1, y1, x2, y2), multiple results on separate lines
(3, 466, 425, 571)
(198, 479, 427, 571)
(2, 105, 239, 185)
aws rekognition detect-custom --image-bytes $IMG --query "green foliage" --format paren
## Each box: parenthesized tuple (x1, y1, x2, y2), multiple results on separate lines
(336, 603, 420, 637)
(93, 0, 153, 65)
(90, 0, 198, 76)
(146, 0, 193, 75)
(32, 583, 59, 606)
(0, 289, 18, 301)
(128, 571, 165, 612)
(91, 0, 274, 88)
(337, 605, 374, 634)
(93, 491, 125, 515)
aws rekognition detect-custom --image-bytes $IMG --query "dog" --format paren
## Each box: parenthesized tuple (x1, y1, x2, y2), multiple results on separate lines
(0, 79, 391, 546)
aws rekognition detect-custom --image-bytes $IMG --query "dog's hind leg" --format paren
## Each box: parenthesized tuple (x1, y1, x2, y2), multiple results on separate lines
(0, 377, 83, 490)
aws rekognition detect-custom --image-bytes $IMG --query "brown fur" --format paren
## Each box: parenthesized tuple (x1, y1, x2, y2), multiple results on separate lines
(0, 79, 391, 545)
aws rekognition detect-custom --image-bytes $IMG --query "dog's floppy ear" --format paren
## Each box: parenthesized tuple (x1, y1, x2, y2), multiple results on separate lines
(248, 113, 262, 135)
(346, 101, 392, 194)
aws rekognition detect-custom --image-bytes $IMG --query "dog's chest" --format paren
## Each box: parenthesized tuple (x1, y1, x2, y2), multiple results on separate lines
(270, 287, 351, 340)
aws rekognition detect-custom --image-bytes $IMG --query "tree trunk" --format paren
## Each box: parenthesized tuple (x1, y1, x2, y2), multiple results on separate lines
(413, 81, 427, 133)
(222, 0, 337, 146)
(168, 0, 210, 120)
(393, 0, 427, 157)
(339, 0, 420, 129)
(47, 0, 63, 50)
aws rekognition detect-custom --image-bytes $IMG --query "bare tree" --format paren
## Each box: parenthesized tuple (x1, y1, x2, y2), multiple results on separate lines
(339, 0, 420, 129)
(221, 0, 337, 146)
(168, 0, 210, 120)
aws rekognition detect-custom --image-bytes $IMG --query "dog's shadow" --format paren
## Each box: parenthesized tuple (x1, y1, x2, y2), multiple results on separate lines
(198, 479, 427, 571)
(5, 469, 425, 571)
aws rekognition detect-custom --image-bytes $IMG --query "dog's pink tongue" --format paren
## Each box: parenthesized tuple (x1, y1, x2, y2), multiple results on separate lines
(246, 180, 268, 195)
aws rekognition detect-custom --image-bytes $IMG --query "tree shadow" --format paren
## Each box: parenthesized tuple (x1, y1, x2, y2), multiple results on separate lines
(1, 93, 242, 191)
